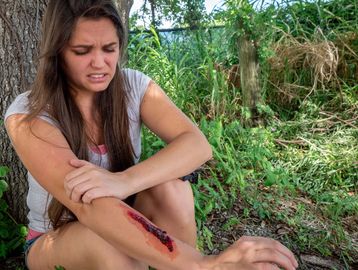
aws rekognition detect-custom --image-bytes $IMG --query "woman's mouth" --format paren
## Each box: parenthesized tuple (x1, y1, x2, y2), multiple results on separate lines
(88, 73, 108, 82)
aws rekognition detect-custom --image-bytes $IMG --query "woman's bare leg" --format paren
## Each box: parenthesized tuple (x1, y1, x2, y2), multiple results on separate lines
(27, 222, 147, 270)
(133, 179, 197, 247)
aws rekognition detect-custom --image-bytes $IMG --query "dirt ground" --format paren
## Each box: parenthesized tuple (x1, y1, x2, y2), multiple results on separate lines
(201, 198, 357, 270)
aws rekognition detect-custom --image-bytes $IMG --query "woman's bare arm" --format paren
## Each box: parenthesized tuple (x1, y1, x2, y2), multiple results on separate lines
(121, 81, 213, 194)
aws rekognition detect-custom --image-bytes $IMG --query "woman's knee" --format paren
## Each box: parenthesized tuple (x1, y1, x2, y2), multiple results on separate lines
(137, 179, 195, 225)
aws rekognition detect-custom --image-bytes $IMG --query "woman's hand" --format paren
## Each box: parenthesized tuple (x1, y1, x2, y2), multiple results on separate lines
(200, 236, 298, 270)
(64, 159, 132, 203)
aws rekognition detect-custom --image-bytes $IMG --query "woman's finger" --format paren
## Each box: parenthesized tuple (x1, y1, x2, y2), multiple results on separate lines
(255, 262, 281, 270)
(69, 158, 91, 167)
(65, 159, 94, 181)
(69, 178, 100, 202)
(254, 248, 296, 270)
(240, 237, 298, 268)
(260, 238, 298, 268)
(65, 167, 90, 182)
(64, 170, 93, 197)
(81, 187, 111, 204)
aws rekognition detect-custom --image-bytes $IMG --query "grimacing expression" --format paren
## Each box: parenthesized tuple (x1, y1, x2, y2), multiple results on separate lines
(61, 17, 120, 95)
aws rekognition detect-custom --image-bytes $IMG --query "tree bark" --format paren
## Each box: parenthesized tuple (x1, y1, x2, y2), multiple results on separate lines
(114, 0, 134, 43)
(0, 0, 132, 225)
(114, 0, 133, 63)
(0, 0, 47, 224)
(238, 34, 262, 126)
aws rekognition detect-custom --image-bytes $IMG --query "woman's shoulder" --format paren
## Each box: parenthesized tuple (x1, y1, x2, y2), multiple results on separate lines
(4, 91, 31, 121)
(121, 68, 151, 84)
(4, 91, 58, 128)
(121, 68, 152, 104)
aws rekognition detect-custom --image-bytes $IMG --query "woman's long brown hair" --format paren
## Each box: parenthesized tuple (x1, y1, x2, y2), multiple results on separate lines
(25, 0, 134, 229)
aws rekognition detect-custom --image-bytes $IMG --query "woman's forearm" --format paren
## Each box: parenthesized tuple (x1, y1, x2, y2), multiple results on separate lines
(77, 197, 206, 270)
(61, 131, 211, 203)
(121, 131, 212, 195)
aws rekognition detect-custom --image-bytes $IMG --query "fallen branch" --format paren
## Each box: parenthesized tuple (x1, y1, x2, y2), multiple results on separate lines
(274, 139, 307, 147)
(319, 111, 358, 129)
(300, 254, 343, 269)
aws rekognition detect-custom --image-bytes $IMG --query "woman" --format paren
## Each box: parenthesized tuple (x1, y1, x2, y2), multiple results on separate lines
(5, 0, 298, 269)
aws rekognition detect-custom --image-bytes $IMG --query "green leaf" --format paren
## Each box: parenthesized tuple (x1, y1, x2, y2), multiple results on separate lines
(0, 167, 9, 178)
(0, 227, 10, 238)
(0, 180, 8, 193)
(0, 241, 7, 258)
(20, 226, 28, 237)
(0, 199, 8, 211)
(264, 172, 277, 187)
(203, 201, 214, 215)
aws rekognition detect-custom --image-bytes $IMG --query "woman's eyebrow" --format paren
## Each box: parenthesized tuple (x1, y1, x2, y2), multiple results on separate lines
(103, 42, 118, 48)
(70, 45, 92, 49)
(70, 42, 118, 49)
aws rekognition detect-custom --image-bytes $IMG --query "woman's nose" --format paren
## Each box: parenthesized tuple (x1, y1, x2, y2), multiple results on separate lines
(91, 51, 105, 68)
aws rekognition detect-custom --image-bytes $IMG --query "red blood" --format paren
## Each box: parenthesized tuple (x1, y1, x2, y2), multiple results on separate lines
(128, 211, 174, 252)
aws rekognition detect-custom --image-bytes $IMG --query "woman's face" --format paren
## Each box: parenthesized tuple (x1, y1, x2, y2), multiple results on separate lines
(61, 17, 120, 96)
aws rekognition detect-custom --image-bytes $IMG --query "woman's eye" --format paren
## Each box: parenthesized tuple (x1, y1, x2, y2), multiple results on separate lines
(73, 51, 88, 55)
(104, 48, 115, 53)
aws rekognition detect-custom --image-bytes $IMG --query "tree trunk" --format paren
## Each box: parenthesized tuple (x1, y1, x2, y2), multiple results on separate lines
(114, 0, 134, 43)
(147, 0, 158, 28)
(114, 0, 133, 63)
(238, 33, 262, 126)
(0, 0, 132, 225)
(0, 0, 47, 224)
